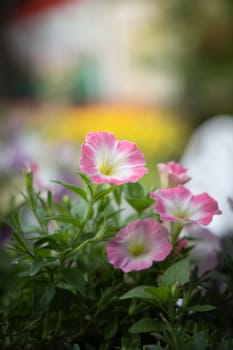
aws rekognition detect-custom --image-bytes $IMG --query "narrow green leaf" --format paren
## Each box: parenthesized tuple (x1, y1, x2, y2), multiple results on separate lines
(94, 185, 118, 201)
(188, 304, 216, 312)
(33, 237, 60, 250)
(78, 172, 93, 197)
(47, 215, 81, 226)
(161, 258, 190, 287)
(129, 318, 161, 334)
(52, 180, 87, 201)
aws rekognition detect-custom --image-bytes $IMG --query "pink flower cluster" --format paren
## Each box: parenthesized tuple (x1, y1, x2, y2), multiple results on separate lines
(80, 132, 222, 273)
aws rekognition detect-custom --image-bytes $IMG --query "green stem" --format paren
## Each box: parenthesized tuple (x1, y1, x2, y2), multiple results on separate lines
(171, 222, 183, 245)
(54, 311, 63, 335)
(42, 310, 49, 340)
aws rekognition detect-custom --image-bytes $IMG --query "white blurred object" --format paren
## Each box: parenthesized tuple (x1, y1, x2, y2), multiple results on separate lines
(182, 224, 221, 276)
(181, 115, 233, 237)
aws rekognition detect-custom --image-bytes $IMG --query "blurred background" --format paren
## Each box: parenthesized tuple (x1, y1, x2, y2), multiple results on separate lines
(0, 0, 233, 223)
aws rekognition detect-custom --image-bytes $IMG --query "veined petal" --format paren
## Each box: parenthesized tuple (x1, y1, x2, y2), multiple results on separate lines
(80, 131, 147, 184)
(106, 218, 172, 272)
(150, 185, 222, 225)
(157, 161, 191, 188)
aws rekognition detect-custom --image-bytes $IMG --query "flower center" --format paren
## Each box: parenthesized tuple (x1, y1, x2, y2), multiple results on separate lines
(129, 242, 147, 257)
(99, 161, 114, 176)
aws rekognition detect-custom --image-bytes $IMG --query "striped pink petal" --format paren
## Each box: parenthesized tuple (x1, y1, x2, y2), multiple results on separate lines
(106, 218, 172, 272)
(80, 132, 147, 184)
(157, 161, 191, 188)
(150, 185, 222, 225)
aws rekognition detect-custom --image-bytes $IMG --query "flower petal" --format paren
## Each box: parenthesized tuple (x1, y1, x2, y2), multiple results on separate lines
(106, 218, 172, 272)
(157, 161, 191, 188)
(80, 132, 147, 184)
(150, 185, 222, 225)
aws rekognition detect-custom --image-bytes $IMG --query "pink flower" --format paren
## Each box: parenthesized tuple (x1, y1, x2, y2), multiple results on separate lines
(183, 224, 221, 275)
(157, 161, 191, 188)
(106, 218, 172, 272)
(150, 185, 222, 225)
(80, 132, 147, 184)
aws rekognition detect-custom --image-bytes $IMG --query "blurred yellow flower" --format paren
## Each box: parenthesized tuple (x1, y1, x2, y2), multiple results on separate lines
(30, 104, 191, 186)
(41, 105, 190, 158)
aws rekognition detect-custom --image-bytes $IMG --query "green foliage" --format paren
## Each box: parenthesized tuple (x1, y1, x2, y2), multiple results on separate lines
(0, 170, 233, 350)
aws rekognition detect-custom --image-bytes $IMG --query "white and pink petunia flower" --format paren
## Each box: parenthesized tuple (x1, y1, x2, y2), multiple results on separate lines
(79, 132, 147, 185)
(150, 185, 222, 225)
(106, 218, 172, 272)
(157, 161, 191, 188)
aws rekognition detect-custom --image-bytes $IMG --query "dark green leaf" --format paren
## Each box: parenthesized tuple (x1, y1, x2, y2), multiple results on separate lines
(104, 316, 118, 339)
(19, 256, 60, 277)
(63, 267, 85, 296)
(188, 304, 216, 312)
(129, 318, 161, 334)
(145, 286, 171, 303)
(120, 286, 154, 300)
(39, 284, 56, 308)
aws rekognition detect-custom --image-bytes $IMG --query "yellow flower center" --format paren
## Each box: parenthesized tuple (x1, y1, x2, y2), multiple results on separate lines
(99, 162, 115, 176)
(129, 242, 147, 257)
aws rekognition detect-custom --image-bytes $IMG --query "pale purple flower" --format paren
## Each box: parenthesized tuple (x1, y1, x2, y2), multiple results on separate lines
(106, 218, 172, 272)
(183, 224, 221, 275)
(150, 185, 222, 225)
(80, 132, 148, 185)
(157, 161, 191, 188)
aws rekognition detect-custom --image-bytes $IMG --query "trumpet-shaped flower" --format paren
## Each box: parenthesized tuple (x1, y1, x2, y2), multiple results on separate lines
(150, 185, 222, 225)
(80, 132, 147, 184)
(106, 218, 172, 272)
(157, 161, 191, 188)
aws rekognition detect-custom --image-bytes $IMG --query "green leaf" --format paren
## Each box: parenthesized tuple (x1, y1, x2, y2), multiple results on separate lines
(144, 286, 171, 303)
(18, 256, 60, 277)
(124, 182, 154, 211)
(39, 284, 56, 308)
(63, 268, 85, 296)
(188, 304, 216, 312)
(94, 185, 118, 201)
(104, 316, 118, 339)
(52, 180, 87, 201)
(33, 237, 60, 251)
(120, 286, 154, 300)
(73, 345, 81, 350)
(124, 182, 145, 198)
(143, 345, 166, 350)
(129, 318, 161, 334)
(161, 258, 190, 287)
(126, 198, 154, 212)
(78, 172, 93, 197)
(47, 215, 81, 226)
